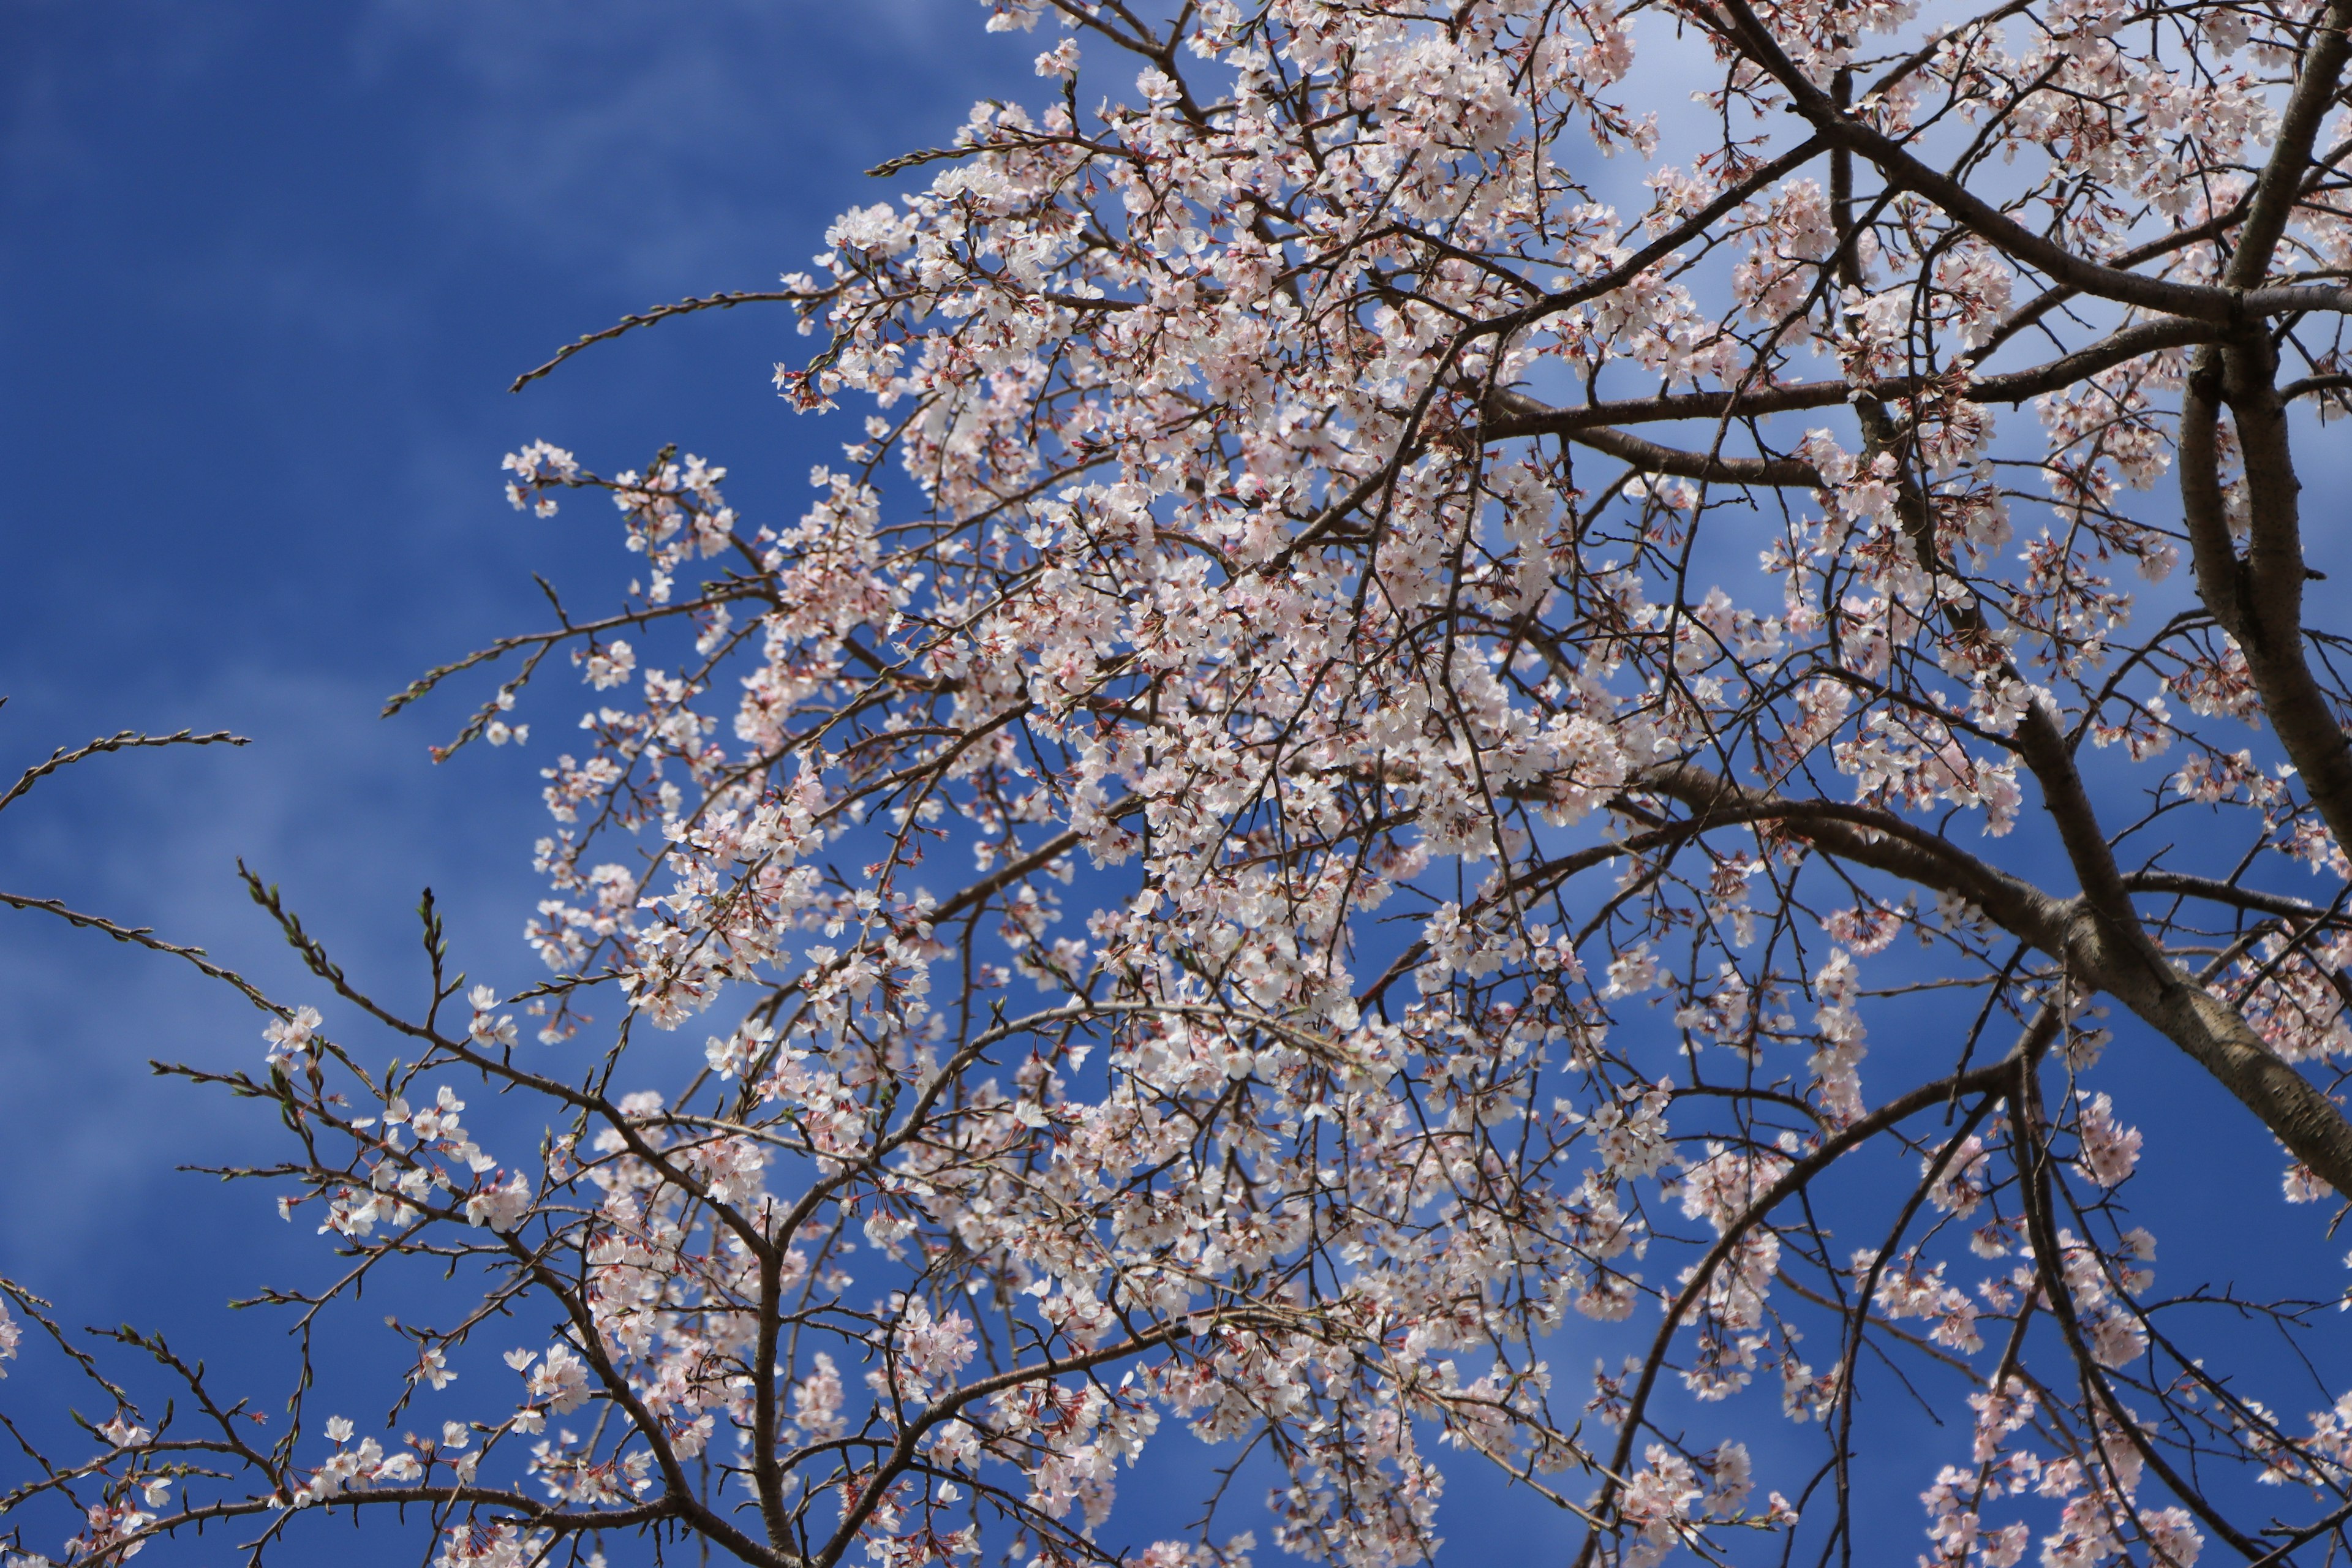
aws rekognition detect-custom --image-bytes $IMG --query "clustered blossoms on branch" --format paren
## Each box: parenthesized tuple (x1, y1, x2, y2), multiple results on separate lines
(10, 0, 2352, 1565)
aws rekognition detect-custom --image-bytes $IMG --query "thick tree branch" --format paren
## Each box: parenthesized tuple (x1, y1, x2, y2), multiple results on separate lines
(1706, 0, 2352, 323)
(1639, 763, 2352, 1194)
(1483, 317, 2216, 442)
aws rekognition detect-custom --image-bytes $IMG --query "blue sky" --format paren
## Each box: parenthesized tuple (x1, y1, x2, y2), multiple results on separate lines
(5, 4, 2351, 1566)
(0, 0, 1045, 1251)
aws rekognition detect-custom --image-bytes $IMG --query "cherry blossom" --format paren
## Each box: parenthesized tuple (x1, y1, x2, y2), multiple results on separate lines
(10, 0, 2352, 1565)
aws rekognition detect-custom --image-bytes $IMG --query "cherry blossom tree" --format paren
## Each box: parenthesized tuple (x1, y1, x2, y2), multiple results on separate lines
(10, 0, 2352, 1566)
